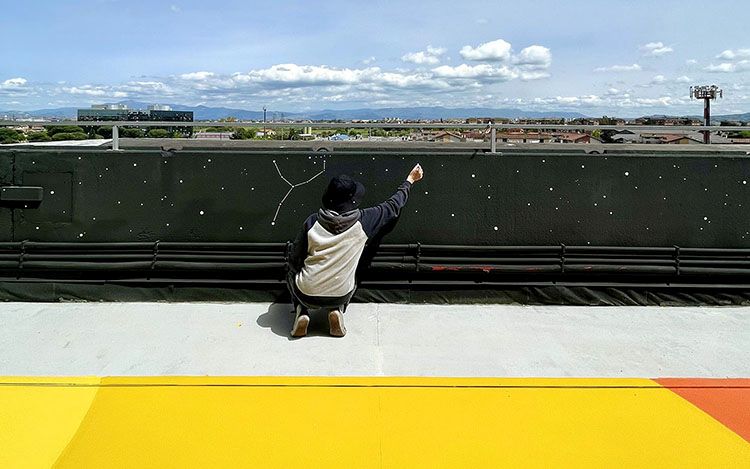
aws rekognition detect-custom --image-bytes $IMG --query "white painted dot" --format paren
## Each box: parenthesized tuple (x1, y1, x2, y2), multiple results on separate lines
(117, 201, 121, 204)
(624, 171, 629, 176)
(451, 213, 455, 217)
(239, 226, 243, 230)
(98, 174, 102, 178)
(542, 159, 546, 163)
(133, 163, 137, 167)
(199, 210, 205, 215)
(594, 203, 598, 206)
(35, 226, 39, 230)
(221, 187, 224, 190)
(471, 174, 476, 178)
(424, 191, 429, 195)
(487, 196, 491, 199)
(602, 195, 607, 199)
(49, 190, 55, 195)
(549, 187, 553, 191)
(92, 217, 96, 221)
(516, 170, 520, 173)
(385, 168, 388, 172)
(251, 187, 255, 191)
(527, 203, 531, 206)
(493, 226, 498, 231)
(166, 223, 170, 227)
(581, 165, 585, 169)
(703, 216, 708, 220)
(271, 221, 276, 226)
(744, 180, 747, 185)
(143, 180, 147, 184)
(609, 211, 613, 215)
(207, 159, 211, 162)
(179, 180, 183, 183)
(78, 156, 82, 160)
(658, 175, 662, 179)
(78, 233, 84, 238)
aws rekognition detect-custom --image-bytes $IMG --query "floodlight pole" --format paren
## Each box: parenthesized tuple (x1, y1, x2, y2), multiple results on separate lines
(690, 85, 723, 144)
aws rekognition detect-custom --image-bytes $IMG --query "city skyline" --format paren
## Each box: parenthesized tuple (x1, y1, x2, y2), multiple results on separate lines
(1, 0, 749, 116)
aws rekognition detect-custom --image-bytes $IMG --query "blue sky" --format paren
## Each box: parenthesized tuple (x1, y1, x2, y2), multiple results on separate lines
(1, 0, 748, 116)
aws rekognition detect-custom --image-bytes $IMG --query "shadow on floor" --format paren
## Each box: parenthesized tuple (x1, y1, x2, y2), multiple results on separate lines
(256, 303, 339, 340)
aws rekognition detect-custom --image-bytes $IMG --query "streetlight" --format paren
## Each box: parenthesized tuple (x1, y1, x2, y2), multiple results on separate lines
(262, 106, 267, 138)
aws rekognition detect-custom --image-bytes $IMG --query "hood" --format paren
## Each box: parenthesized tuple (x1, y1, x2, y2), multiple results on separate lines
(317, 208, 361, 235)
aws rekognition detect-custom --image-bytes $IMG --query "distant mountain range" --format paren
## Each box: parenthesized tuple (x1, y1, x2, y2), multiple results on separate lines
(1, 101, 588, 121)
(2, 100, 749, 122)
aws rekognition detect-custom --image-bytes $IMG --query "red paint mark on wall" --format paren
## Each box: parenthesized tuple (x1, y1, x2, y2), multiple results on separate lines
(655, 378, 750, 443)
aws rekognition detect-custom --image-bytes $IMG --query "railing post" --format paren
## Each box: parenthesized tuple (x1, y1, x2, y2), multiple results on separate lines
(112, 125, 120, 151)
(490, 123, 496, 153)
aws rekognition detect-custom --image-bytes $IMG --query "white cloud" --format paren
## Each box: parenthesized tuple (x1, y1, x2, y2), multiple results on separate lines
(675, 75, 692, 83)
(519, 71, 550, 81)
(232, 64, 370, 86)
(401, 45, 446, 65)
(362, 56, 376, 65)
(651, 75, 666, 84)
(641, 42, 673, 57)
(594, 64, 642, 72)
(705, 60, 750, 73)
(716, 48, 750, 60)
(513, 45, 551, 69)
(460, 39, 512, 61)
(180, 71, 216, 80)
(1, 77, 27, 88)
(62, 85, 127, 98)
(431, 63, 516, 81)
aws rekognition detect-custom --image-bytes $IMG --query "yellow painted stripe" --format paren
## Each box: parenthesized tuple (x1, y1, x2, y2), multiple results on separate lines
(0, 378, 100, 469)
(0, 377, 746, 468)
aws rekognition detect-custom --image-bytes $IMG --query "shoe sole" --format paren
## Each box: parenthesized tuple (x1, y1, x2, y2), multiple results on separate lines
(291, 315, 309, 337)
(328, 310, 346, 337)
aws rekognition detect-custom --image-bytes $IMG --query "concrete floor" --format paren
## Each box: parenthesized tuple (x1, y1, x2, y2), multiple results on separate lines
(0, 302, 748, 377)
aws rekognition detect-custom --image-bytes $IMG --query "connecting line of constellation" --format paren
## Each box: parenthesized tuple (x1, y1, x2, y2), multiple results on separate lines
(271, 159, 327, 225)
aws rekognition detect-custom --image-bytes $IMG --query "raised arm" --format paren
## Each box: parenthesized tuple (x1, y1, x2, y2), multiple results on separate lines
(360, 164, 423, 238)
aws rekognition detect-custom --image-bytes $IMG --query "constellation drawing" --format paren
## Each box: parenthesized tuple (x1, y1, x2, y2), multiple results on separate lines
(271, 159, 327, 225)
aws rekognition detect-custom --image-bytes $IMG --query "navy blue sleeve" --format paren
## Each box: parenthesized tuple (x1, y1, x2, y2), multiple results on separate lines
(359, 181, 412, 238)
(287, 213, 317, 274)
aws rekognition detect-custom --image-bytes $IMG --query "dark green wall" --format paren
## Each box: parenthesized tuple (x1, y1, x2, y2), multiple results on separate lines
(3, 148, 750, 247)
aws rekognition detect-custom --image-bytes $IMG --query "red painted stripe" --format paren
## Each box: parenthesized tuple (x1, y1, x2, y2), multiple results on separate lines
(655, 378, 750, 443)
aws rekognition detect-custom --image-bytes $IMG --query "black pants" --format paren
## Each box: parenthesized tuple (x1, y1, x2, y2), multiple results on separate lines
(286, 270, 354, 314)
